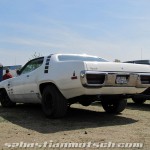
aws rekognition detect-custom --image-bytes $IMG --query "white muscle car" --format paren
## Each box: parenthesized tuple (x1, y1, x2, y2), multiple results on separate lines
(0, 54, 150, 118)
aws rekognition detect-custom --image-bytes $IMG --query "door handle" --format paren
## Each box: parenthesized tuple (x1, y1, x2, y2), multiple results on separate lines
(27, 75, 30, 78)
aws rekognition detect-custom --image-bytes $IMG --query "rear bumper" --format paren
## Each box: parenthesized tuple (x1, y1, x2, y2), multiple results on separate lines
(84, 87, 146, 95)
(61, 86, 147, 99)
(80, 71, 150, 88)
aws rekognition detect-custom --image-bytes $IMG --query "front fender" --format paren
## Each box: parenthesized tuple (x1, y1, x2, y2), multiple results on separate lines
(0, 78, 12, 90)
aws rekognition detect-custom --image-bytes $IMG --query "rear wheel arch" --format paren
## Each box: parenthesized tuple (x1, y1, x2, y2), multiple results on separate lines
(39, 82, 61, 95)
(40, 83, 68, 118)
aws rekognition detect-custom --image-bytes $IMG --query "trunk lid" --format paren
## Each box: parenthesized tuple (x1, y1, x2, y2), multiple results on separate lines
(85, 62, 150, 73)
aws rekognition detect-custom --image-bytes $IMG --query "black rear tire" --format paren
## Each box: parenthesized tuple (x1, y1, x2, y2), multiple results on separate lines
(101, 98, 127, 114)
(132, 98, 146, 104)
(42, 85, 68, 118)
(0, 90, 16, 107)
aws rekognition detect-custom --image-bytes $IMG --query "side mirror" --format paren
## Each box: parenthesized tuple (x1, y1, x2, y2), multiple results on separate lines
(16, 70, 21, 75)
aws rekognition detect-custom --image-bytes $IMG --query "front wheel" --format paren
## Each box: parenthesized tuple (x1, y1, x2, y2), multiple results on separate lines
(0, 90, 16, 107)
(101, 98, 127, 114)
(42, 85, 68, 118)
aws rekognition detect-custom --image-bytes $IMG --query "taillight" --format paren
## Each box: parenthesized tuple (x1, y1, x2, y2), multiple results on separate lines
(86, 74, 105, 84)
(140, 75, 150, 84)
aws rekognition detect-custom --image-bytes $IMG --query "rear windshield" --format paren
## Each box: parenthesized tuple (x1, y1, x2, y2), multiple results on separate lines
(58, 55, 108, 62)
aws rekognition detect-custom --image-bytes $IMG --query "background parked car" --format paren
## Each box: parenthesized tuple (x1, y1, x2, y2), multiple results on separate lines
(124, 60, 150, 104)
(124, 60, 150, 65)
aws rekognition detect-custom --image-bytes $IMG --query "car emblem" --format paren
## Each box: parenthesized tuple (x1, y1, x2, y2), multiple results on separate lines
(71, 71, 78, 80)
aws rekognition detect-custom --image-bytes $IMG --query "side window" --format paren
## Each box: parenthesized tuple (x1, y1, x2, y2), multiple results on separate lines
(21, 58, 44, 75)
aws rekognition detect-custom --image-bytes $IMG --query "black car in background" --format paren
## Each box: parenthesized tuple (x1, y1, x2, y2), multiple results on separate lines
(124, 60, 150, 104)
(124, 60, 150, 65)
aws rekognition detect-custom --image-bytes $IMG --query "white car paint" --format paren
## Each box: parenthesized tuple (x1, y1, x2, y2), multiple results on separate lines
(0, 54, 150, 103)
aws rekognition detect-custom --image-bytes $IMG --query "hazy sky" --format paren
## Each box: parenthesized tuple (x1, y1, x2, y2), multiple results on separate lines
(0, 0, 150, 66)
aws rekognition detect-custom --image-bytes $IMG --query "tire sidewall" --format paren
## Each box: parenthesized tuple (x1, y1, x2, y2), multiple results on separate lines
(42, 86, 56, 117)
(41, 85, 67, 118)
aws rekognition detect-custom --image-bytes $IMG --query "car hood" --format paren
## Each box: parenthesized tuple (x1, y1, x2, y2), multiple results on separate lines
(85, 62, 150, 73)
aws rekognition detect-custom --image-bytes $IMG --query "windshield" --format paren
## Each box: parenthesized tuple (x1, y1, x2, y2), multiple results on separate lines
(58, 55, 108, 62)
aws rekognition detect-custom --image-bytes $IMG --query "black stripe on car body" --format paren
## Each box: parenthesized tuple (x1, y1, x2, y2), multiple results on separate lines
(44, 55, 51, 73)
